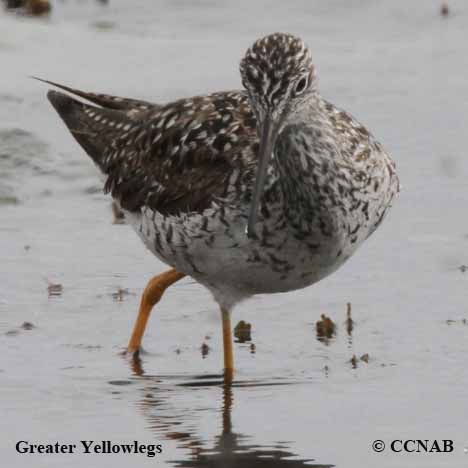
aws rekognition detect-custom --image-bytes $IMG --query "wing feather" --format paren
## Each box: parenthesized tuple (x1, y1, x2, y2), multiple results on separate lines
(46, 83, 258, 215)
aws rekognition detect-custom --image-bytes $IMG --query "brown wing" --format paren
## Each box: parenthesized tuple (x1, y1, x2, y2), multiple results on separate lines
(46, 84, 258, 215)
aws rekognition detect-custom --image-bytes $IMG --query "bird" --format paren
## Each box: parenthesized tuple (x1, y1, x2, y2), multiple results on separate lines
(41, 32, 399, 381)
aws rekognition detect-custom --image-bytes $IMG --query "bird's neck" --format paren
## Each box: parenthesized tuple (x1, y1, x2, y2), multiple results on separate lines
(272, 100, 342, 224)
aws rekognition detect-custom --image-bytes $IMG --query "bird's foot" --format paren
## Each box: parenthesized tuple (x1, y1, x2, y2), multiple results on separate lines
(121, 346, 142, 360)
(121, 346, 144, 375)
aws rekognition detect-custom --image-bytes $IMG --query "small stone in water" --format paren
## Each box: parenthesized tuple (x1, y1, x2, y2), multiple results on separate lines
(316, 314, 336, 340)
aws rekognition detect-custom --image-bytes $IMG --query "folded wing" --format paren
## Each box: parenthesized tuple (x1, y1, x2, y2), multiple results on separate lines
(46, 82, 258, 216)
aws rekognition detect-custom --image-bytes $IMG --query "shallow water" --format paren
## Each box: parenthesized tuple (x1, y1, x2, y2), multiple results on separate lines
(1, 1, 468, 467)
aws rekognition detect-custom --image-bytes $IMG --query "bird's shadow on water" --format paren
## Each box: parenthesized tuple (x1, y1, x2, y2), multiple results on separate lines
(113, 357, 334, 468)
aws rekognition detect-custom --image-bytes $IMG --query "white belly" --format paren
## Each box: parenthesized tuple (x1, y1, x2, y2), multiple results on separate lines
(125, 204, 359, 309)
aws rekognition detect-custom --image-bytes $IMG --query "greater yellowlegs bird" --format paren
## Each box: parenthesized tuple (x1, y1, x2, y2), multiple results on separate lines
(42, 33, 399, 379)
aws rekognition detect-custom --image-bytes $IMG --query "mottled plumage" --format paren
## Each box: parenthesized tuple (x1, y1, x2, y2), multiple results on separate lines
(44, 32, 399, 312)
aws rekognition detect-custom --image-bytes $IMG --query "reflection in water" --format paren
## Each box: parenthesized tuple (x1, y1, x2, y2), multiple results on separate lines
(345, 303, 353, 347)
(127, 358, 334, 468)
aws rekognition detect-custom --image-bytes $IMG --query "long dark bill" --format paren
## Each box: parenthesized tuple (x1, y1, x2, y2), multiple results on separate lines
(246, 116, 279, 238)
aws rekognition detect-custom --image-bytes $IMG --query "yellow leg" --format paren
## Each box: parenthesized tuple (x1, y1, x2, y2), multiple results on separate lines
(221, 307, 234, 381)
(127, 269, 185, 355)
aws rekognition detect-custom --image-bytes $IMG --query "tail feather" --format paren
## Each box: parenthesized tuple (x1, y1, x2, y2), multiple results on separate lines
(47, 90, 134, 171)
(33, 76, 155, 113)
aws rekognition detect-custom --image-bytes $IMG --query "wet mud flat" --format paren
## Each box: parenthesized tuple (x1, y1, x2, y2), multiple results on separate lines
(2, 1, 468, 467)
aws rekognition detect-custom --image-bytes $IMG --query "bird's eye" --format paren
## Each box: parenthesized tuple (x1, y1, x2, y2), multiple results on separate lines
(294, 76, 308, 96)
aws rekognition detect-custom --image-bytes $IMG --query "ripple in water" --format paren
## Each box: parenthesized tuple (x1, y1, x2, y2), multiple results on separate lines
(0, 127, 51, 204)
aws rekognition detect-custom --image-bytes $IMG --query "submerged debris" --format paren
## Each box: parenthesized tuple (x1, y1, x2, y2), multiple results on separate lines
(459, 265, 467, 273)
(111, 287, 132, 302)
(234, 320, 252, 342)
(20, 321, 35, 330)
(5, 321, 36, 335)
(360, 353, 369, 363)
(0, 195, 19, 205)
(92, 20, 116, 32)
(446, 318, 468, 325)
(201, 342, 210, 358)
(440, 2, 449, 16)
(316, 314, 336, 340)
(63, 343, 102, 350)
(47, 282, 63, 297)
(380, 362, 397, 368)
(350, 353, 370, 368)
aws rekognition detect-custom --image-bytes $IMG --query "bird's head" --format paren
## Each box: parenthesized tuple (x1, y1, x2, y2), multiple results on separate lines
(240, 33, 317, 237)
